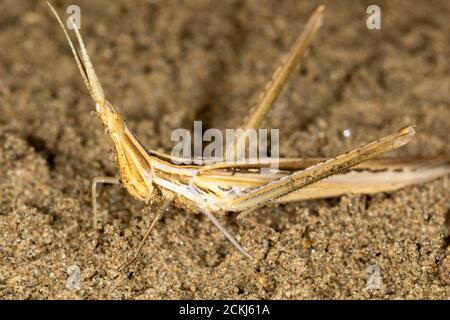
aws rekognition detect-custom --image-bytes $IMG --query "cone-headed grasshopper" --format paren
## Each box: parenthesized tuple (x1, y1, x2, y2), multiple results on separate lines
(48, 3, 449, 270)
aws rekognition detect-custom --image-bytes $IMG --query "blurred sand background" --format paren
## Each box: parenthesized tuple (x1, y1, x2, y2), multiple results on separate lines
(0, 0, 449, 299)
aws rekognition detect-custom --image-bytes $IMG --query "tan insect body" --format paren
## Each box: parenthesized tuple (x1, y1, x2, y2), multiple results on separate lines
(47, 3, 450, 269)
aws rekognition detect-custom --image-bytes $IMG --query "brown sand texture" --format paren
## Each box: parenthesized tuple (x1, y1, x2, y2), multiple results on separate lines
(0, 0, 449, 299)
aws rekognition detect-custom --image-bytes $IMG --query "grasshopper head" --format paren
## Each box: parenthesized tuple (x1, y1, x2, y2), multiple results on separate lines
(96, 101, 126, 139)
(96, 100, 156, 201)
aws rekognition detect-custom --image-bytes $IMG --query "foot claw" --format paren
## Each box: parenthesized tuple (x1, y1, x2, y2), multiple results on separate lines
(117, 256, 137, 272)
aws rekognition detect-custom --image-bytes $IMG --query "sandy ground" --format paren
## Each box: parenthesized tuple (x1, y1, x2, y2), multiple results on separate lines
(0, 0, 449, 299)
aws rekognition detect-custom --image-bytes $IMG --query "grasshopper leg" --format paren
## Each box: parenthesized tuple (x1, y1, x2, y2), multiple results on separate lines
(226, 5, 324, 158)
(117, 207, 164, 271)
(228, 126, 416, 212)
(92, 176, 120, 229)
(200, 209, 252, 259)
(118, 195, 173, 271)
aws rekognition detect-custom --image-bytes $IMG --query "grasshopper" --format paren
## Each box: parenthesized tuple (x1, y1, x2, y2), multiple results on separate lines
(48, 3, 449, 270)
